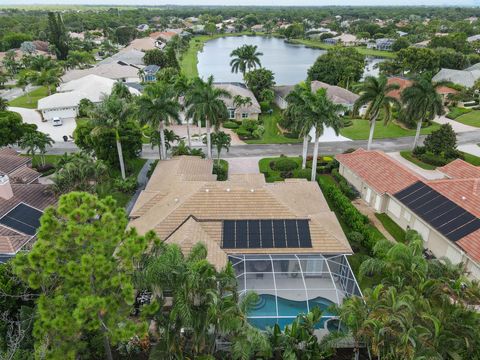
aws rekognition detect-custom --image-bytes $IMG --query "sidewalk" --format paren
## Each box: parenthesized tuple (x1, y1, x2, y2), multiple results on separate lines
(458, 143, 480, 157)
(435, 115, 478, 133)
(386, 152, 445, 180)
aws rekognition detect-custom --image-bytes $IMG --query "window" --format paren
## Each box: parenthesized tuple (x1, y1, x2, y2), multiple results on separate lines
(228, 108, 235, 119)
(242, 112, 249, 119)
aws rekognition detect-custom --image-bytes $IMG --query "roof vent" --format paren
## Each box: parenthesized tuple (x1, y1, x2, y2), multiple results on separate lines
(461, 196, 466, 200)
(226, 188, 230, 192)
(205, 189, 209, 193)
(174, 198, 179, 202)
(250, 188, 254, 192)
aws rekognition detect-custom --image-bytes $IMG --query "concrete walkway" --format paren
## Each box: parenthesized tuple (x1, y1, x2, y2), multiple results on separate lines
(227, 157, 262, 174)
(435, 115, 478, 133)
(126, 159, 154, 215)
(387, 152, 445, 180)
(459, 143, 480, 157)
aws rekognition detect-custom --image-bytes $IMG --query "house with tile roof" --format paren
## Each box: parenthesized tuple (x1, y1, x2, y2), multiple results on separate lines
(0, 149, 56, 262)
(213, 83, 261, 121)
(336, 149, 480, 279)
(128, 156, 361, 331)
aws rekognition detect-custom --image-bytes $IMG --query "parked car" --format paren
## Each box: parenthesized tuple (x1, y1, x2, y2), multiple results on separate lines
(52, 117, 63, 126)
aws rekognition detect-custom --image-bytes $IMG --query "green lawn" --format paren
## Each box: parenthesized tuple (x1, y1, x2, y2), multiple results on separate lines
(244, 106, 303, 145)
(400, 151, 437, 170)
(400, 150, 480, 169)
(287, 38, 397, 59)
(375, 213, 406, 243)
(340, 119, 441, 140)
(180, 32, 255, 78)
(454, 110, 480, 128)
(9, 86, 51, 109)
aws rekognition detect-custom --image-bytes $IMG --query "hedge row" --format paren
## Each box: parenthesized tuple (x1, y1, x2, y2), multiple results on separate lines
(331, 168, 358, 199)
(319, 179, 377, 253)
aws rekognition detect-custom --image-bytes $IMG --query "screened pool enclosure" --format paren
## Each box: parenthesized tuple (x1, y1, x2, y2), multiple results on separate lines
(229, 254, 362, 330)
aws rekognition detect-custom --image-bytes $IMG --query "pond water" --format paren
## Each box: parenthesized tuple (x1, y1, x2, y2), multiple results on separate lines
(197, 35, 384, 85)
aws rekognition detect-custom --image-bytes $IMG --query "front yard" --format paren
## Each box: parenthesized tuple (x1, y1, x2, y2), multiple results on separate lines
(454, 110, 480, 128)
(339, 119, 441, 140)
(9, 86, 51, 109)
(400, 150, 480, 169)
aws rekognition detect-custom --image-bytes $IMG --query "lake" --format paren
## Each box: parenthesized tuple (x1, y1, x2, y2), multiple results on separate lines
(197, 36, 384, 85)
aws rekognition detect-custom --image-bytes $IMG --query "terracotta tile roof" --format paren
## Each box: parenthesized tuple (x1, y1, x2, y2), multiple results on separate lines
(438, 159, 480, 179)
(387, 77, 412, 100)
(129, 156, 351, 268)
(436, 86, 458, 95)
(457, 229, 480, 262)
(336, 149, 423, 194)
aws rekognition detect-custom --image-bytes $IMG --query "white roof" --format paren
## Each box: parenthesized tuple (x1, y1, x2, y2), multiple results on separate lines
(61, 63, 142, 82)
(38, 75, 140, 110)
(432, 68, 480, 88)
(98, 49, 145, 66)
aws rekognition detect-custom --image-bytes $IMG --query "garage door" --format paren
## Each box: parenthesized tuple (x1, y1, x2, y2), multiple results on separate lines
(43, 108, 77, 121)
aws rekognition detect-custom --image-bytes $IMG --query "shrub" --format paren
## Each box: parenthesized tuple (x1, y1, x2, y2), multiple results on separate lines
(252, 125, 265, 139)
(260, 101, 271, 112)
(113, 177, 137, 193)
(424, 123, 457, 156)
(241, 119, 258, 132)
(419, 153, 448, 166)
(446, 107, 472, 119)
(146, 160, 158, 179)
(284, 132, 299, 139)
(213, 162, 228, 181)
(280, 170, 294, 179)
(293, 168, 311, 180)
(236, 126, 252, 138)
(272, 158, 299, 171)
(332, 169, 357, 199)
(412, 146, 426, 156)
(223, 121, 239, 129)
(341, 118, 353, 127)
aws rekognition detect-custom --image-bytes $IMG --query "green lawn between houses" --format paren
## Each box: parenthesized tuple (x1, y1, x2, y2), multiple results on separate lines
(454, 110, 480, 128)
(339, 119, 441, 140)
(9, 86, 51, 109)
(375, 213, 406, 243)
(400, 150, 480, 169)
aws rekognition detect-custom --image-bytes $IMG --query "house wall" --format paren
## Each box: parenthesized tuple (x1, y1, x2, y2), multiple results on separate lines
(384, 196, 480, 279)
(41, 106, 77, 121)
(274, 95, 288, 110)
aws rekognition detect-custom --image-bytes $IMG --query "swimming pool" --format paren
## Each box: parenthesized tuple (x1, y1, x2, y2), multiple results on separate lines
(247, 294, 336, 330)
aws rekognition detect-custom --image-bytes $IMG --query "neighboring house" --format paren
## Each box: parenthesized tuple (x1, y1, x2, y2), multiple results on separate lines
(367, 38, 395, 51)
(98, 49, 145, 66)
(150, 31, 178, 43)
(190, 25, 205, 34)
(0, 149, 56, 262)
(324, 33, 358, 46)
(61, 62, 142, 83)
(122, 37, 162, 52)
(387, 76, 458, 103)
(214, 83, 261, 120)
(38, 74, 140, 120)
(143, 65, 160, 82)
(274, 81, 359, 112)
(336, 149, 480, 279)
(251, 24, 264, 32)
(467, 34, 480, 42)
(137, 24, 149, 32)
(432, 63, 480, 88)
(128, 155, 361, 331)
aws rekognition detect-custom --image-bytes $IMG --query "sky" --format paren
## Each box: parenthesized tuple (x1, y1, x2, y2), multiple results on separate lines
(1, 0, 477, 6)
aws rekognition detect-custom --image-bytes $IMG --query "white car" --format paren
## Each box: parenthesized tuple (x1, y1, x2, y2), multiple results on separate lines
(52, 117, 63, 126)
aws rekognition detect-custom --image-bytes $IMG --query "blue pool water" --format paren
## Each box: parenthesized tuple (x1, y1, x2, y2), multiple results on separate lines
(247, 294, 336, 330)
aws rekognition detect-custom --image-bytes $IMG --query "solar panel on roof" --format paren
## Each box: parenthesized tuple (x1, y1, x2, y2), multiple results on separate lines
(221, 219, 312, 249)
(0, 203, 43, 236)
(394, 181, 480, 243)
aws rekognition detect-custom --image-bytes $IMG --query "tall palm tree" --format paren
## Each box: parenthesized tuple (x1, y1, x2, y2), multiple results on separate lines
(230, 44, 263, 78)
(111, 81, 133, 101)
(303, 88, 344, 181)
(18, 130, 54, 167)
(284, 82, 313, 170)
(185, 76, 230, 159)
(172, 74, 193, 147)
(93, 94, 132, 179)
(353, 76, 400, 150)
(401, 78, 444, 150)
(33, 68, 62, 95)
(136, 82, 180, 160)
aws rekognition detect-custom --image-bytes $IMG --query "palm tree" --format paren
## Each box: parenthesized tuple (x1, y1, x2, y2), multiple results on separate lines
(111, 81, 133, 101)
(136, 82, 180, 160)
(18, 130, 54, 167)
(401, 78, 444, 150)
(33, 68, 62, 95)
(303, 88, 344, 181)
(172, 74, 193, 147)
(353, 76, 400, 150)
(284, 82, 313, 170)
(16, 72, 32, 104)
(210, 131, 231, 164)
(230, 44, 263, 78)
(185, 76, 230, 159)
(232, 95, 252, 108)
(137, 68, 145, 83)
(93, 94, 131, 179)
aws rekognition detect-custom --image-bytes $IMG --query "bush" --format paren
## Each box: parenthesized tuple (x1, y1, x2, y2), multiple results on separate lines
(223, 121, 239, 129)
(412, 146, 426, 156)
(113, 177, 137, 193)
(419, 153, 448, 166)
(284, 132, 299, 139)
(332, 168, 358, 199)
(35, 163, 55, 175)
(213, 162, 228, 181)
(272, 158, 299, 171)
(260, 101, 271, 113)
(341, 118, 353, 127)
(293, 168, 311, 180)
(424, 123, 457, 156)
(446, 107, 472, 119)
(146, 160, 158, 179)
(241, 119, 257, 132)
(280, 170, 294, 179)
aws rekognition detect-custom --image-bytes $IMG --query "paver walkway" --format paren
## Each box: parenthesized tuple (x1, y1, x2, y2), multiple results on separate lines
(387, 152, 445, 180)
(227, 157, 262, 174)
(352, 199, 396, 243)
(435, 115, 478, 133)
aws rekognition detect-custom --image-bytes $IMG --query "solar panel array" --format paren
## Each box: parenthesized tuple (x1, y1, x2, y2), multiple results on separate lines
(0, 203, 43, 236)
(222, 219, 312, 249)
(394, 181, 480, 242)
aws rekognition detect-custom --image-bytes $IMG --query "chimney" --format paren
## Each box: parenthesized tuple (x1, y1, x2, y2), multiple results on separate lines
(0, 175, 14, 200)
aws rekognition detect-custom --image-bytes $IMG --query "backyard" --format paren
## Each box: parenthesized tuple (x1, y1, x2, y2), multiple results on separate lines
(339, 119, 441, 140)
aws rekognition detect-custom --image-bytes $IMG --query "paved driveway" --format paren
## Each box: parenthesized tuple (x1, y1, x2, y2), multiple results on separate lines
(9, 107, 76, 143)
(227, 157, 262, 174)
(459, 143, 480, 157)
(435, 115, 478, 133)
